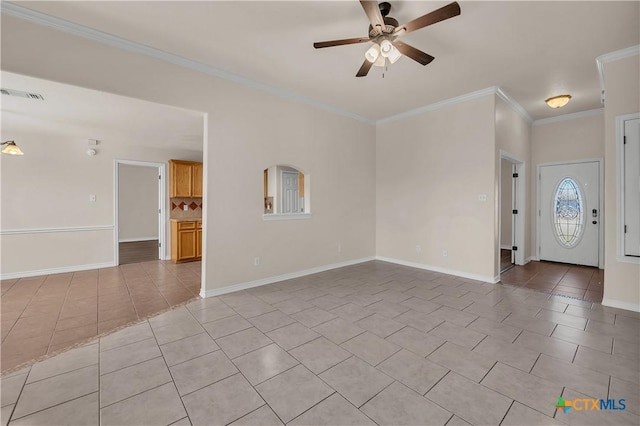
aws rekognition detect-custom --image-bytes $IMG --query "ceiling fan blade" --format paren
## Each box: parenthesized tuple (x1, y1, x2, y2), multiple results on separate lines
(356, 60, 374, 77)
(394, 1, 461, 36)
(313, 37, 370, 49)
(394, 41, 435, 66)
(360, 0, 385, 35)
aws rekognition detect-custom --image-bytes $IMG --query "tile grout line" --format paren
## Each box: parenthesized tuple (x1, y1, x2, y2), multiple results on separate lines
(145, 318, 192, 423)
(9, 390, 100, 423)
(44, 273, 76, 356)
(20, 352, 99, 386)
(225, 361, 287, 426)
(4, 368, 30, 425)
(498, 400, 515, 426)
(2, 275, 60, 360)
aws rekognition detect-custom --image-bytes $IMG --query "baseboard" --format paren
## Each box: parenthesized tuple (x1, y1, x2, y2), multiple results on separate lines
(601, 298, 640, 313)
(118, 237, 158, 243)
(375, 256, 499, 283)
(200, 256, 376, 298)
(525, 256, 539, 263)
(0, 262, 116, 280)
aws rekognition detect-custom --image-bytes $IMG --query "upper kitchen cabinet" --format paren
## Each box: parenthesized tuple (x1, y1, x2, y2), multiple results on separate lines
(192, 162, 203, 197)
(169, 159, 203, 198)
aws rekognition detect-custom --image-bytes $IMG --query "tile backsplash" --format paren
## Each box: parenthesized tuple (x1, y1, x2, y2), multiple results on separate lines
(170, 197, 203, 220)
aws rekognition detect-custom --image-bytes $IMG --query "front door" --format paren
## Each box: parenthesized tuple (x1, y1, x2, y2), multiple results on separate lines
(539, 161, 600, 266)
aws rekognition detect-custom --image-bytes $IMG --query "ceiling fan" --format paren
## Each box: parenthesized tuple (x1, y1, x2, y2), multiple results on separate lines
(313, 1, 461, 77)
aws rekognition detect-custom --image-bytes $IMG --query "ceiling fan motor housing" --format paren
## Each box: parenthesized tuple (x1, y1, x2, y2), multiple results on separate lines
(379, 2, 392, 17)
(369, 16, 399, 38)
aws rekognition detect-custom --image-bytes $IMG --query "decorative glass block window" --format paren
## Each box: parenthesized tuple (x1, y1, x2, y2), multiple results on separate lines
(553, 177, 584, 248)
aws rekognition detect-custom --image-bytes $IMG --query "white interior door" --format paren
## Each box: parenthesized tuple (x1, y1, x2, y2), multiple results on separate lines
(281, 171, 299, 213)
(539, 161, 600, 266)
(623, 118, 640, 256)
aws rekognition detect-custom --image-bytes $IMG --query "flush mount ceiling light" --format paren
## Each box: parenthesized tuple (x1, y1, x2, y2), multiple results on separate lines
(1, 141, 24, 155)
(545, 94, 572, 109)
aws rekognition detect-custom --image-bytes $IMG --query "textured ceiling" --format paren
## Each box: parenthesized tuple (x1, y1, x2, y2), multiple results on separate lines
(1, 72, 205, 151)
(4, 1, 640, 121)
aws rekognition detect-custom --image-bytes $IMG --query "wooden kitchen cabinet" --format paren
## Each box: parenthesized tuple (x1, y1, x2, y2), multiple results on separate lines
(171, 220, 202, 263)
(196, 221, 203, 258)
(169, 160, 203, 198)
(192, 162, 203, 197)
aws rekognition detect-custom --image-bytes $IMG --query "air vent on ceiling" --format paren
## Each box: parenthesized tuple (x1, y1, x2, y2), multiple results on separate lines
(1, 88, 44, 100)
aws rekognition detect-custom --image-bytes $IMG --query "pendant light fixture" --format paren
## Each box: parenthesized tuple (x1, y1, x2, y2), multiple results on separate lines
(1, 141, 24, 155)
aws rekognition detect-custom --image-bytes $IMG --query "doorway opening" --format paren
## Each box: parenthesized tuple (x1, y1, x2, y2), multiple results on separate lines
(114, 160, 166, 265)
(499, 151, 525, 277)
(500, 158, 515, 273)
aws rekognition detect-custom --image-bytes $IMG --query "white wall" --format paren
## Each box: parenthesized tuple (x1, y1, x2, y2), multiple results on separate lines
(531, 112, 605, 260)
(0, 14, 376, 290)
(0, 129, 201, 276)
(602, 54, 640, 311)
(376, 95, 497, 281)
(118, 164, 159, 242)
(495, 96, 532, 272)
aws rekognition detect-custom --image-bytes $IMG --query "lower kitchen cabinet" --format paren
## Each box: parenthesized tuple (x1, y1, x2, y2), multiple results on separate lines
(196, 221, 203, 258)
(171, 220, 202, 263)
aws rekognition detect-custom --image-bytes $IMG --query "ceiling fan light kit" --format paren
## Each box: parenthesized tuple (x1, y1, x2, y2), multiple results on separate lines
(380, 39, 393, 57)
(545, 94, 572, 108)
(365, 44, 380, 63)
(387, 46, 401, 64)
(313, 1, 461, 77)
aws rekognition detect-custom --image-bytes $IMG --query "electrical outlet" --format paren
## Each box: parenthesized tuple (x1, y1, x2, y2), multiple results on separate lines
(416, 245, 421, 253)
(338, 243, 342, 253)
(183, 205, 189, 211)
(478, 194, 487, 202)
(89, 194, 96, 202)
(443, 250, 448, 257)
(254, 257, 260, 266)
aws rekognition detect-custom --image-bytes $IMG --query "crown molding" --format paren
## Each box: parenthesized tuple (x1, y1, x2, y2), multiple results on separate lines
(596, 45, 640, 104)
(378, 86, 533, 125)
(377, 87, 498, 125)
(495, 87, 534, 124)
(533, 108, 604, 126)
(0, 1, 375, 125)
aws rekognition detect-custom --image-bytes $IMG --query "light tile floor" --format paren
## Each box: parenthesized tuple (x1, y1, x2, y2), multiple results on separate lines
(1, 260, 638, 425)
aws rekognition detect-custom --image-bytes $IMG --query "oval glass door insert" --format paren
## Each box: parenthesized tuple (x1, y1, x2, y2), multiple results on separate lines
(553, 177, 585, 248)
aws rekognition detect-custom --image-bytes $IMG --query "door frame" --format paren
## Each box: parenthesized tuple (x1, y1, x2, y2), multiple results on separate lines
(113, 159, 167, 265)
(616, 112, 640, 263)
(499, 151, 525, 270)
(536, 158, 604, 268)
